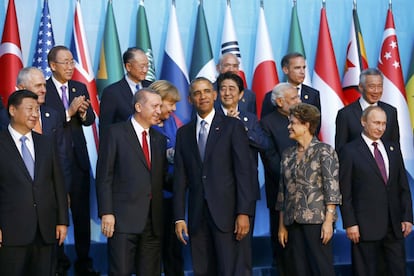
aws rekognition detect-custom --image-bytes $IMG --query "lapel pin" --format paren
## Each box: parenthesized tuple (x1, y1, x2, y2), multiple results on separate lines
(72, 88, 76, 93)
(45, 112, 50, 117)
(242, 98, 246, 102)
(215, 127, 220, 131)
(304, 94, 309, 100)
(243, 116, 248, 122)
(390, 146, 394, 151)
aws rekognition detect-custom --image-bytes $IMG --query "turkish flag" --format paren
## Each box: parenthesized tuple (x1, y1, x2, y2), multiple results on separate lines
(0, 0, 23, 106)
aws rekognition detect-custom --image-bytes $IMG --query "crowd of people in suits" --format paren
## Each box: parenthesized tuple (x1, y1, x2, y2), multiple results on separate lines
(0, 45, 412, 276)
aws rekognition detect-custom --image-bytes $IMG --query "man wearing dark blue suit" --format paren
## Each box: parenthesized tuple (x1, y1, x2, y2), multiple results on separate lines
(174, 77, 256, 276)
(100, 47, 152, 137)
(339, 106, 412, 276)
(259, 83, 301, 276)
(261, 53, 320, 129)
(216, 72, 268, 275)
(0, 90, 68, 275)
(335, 68, 400, 152)
(44, 46, 98, 275)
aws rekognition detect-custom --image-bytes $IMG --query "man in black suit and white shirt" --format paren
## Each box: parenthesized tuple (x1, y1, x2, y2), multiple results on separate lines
(335, 68, 400, 152)
(174, 77, 256, 276)
(45, 45, 98, 275)
(100, 47, 152, 137)
(339, 106, 412, 276)
(0, 90, 68, 275)
(261, 52, 320, 120)
(96, 88, 166, 275)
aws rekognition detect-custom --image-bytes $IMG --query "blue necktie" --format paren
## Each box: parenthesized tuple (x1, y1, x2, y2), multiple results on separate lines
(372, 142, 387, 184)
(136, 83, 142, 92)
(198, 120, 207, 160)
(20, 136, 34, 180)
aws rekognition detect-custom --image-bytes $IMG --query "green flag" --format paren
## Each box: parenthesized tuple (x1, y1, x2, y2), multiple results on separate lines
(136, 1, 155, 81)
(189, 2, 216, 82)
(97, 0, 124, 98)
(287, 3, 311, 85)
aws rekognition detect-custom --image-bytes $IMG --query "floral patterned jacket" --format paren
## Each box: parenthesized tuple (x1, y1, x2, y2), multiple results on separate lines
(276, 137, 342, 225)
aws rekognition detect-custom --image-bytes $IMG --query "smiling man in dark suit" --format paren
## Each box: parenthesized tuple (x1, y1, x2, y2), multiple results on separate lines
(339, 106, 412, 276)
(174, 77, 256, 276)
(335, 68, 399, 152)
(0, 90, 68, 276)
(99, 47, 152, 137)
(96, 88, 166, 275)
(44, 45, 98, 275)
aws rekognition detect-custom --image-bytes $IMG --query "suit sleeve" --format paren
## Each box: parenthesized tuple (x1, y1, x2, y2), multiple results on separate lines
(335, 109, 348, 152)
(260, 119, 281, 183)
(338, 145, 357, 228)
(395, 145, 413, 223)
(95, 126, 116, 217)
(77, 83, 95, 126)
(99, 87, 116, 136)
(232, 120, 256, 216)
(173, 128, 187, 221)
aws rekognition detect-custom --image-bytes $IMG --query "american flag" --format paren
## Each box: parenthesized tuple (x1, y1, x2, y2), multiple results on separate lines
(32, 0, 55, 78)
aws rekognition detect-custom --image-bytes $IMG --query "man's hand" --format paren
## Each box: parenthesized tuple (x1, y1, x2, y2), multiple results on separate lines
(68, 96, 89, 117)
(234, 214, 250, 241)
(101, 214, 115, 238)
(227, 108, 240, 120)
(56, 225, 67, 245)
(0, 229, 2, 247)
(401, 221, 413, 238)
(175, 221, 189, 245)
(346, 225, 360, 244)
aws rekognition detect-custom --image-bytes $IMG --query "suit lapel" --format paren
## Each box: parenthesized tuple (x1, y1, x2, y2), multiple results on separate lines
(204, 114, 223, 162)
(357, 137, 386, 183)
(124, 121, 150, 170)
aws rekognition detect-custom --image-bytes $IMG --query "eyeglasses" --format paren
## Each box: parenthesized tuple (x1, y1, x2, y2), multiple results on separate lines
(54, 60, 76, 67)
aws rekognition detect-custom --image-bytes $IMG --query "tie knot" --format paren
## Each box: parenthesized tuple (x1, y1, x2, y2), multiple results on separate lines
(200, 120, 206, 127)
(61, 85, 67, 93)
(136, 83, 142, 91)
(372, 141, 378, 148)
(20, 135, 28, 143)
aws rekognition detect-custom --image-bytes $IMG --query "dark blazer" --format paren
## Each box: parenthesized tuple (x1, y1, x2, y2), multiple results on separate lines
(335, 100, 400, 152)
(173, 113, 256, 233)
(45, 78, 95, 172)
(339, 137, 413, 241)
(99, 78, 152, 136)
(40, 105, 71, 192)
(260, 109, 296, 209)
(0, 130, 68, 246)
(0, 101, 8, 131)
(261, 84, 321, 118)
(96, 121, 166, 235)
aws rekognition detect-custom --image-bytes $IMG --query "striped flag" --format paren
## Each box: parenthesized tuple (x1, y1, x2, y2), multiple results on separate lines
(70, 0, 100, 174)
(160, 1, 191, 126)
(136, 0, 155, 81)
(342, 4, 368, 105)
(96, 0, 124, 98)
(220, 1, 247, 87)
(0, 0, 23, 106)
(32, 0, 55, 78)
(312, 4, 345, 146)
(377, 6, 414, 177)
(189, 1, 216, 82)
(287, 1, 311, 86)
(251, 2, 279, 118)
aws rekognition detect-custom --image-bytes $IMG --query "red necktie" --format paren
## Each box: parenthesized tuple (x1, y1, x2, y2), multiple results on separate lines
(372, 142, 387, 184)
(142, 130, 151, 169)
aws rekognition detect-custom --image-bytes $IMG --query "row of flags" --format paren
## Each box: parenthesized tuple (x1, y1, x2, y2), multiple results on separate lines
(0, 0, 413, 178)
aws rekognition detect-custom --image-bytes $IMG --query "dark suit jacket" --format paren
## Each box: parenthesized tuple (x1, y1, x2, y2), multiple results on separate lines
(99, 78, 152, 136)
(0, 101, 8, 131)
(45, 78, 95, 172)
(173, 113, 256, 233)
(261, 84, 321, 118)
(0, 130, 68, 246)
(260, 109, 296, 209)
(339, 137, 413, 241)
(96, 121, 166, 235)
(40, 105, 71, 192)
(335, 100, 400, 152)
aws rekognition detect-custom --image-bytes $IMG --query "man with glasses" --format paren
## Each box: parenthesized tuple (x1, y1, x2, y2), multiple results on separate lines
(45, 45, 98, 275)
(100, 47, 152, 137)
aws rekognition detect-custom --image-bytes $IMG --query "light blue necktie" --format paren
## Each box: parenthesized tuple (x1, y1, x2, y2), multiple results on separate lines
(136, 83, 142, 92)
(20, 136, 34, 180)
(198, 120, 207, 160)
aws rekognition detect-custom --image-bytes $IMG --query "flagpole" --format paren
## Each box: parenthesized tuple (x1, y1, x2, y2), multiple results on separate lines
(227, 0, 231, 7)
(389, 0, 392, 10)
(260, 0, 263, 8)
(293, 0, 297, 7)
(322, 0, 326, 8)
(353, 0, 356, 9)
(172, 0, 175, 6)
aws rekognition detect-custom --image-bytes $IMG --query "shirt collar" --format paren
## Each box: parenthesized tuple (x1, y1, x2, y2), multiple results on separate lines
(196, 109, 215, 126)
